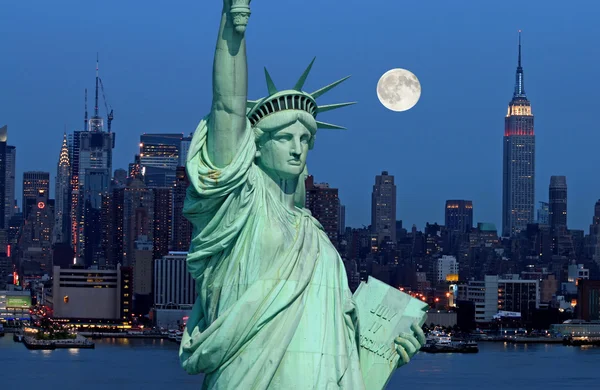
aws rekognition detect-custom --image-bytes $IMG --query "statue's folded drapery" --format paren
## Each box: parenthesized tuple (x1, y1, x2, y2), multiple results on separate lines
(179, 117, 365, 389)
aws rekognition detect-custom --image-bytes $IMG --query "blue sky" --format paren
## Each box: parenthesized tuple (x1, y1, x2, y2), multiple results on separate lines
(1, 0, 599, 231)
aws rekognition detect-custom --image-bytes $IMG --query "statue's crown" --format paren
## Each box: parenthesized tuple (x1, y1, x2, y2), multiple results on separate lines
(246, 58, 355, 130)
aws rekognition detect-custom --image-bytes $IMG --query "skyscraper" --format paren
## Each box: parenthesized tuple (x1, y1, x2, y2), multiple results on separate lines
(445, 200, 473, 232)
(502, 31, 535, 237)
(537, 201, 550, 225)
(22, 171, 50, 221)
(0, 125, 6, 229)
(139, 133, 183, 187)
(153, 187, 172, 261)
(123, 179, 154, 267)
(589, 200, 600, 263)
(72, 58, 115, 262)
(54, 133, 71, 244)
(371, 171, 397, 244)
(5, 145, 16, 228)
(549, 176, 567, 233)
(172, 167, 192, 252)
(305, 175, 340, 247)
(549, 175, 570, 256)
(82, 169, 110, 267)
(20, 189, 54, 273)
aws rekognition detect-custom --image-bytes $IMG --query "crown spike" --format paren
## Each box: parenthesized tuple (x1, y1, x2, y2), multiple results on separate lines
(317, 102, 356, 114)
(316, 120, 346, 130)
(294, 57, 316, 91)
(310, 75, 351, 99)
(264, 68, 278, 95)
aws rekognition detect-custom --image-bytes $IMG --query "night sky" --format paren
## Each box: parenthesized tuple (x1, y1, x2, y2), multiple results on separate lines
(1, 0, 599, 231)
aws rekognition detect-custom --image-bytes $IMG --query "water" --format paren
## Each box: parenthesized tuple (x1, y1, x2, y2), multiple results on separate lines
(1, 335, 599, 389)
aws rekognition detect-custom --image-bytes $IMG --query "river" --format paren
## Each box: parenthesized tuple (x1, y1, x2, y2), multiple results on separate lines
(1, 336, 598, 389)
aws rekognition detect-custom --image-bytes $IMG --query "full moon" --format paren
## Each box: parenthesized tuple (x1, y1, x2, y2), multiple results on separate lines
(376, 68, 421, 112)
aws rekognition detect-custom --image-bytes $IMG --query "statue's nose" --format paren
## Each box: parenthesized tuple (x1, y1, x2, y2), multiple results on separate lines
(290, 138, 302, 155)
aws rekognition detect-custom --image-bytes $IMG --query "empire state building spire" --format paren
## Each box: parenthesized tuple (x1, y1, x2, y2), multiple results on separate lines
(513, 30, 526, 99)
(502, 30, 535, 238)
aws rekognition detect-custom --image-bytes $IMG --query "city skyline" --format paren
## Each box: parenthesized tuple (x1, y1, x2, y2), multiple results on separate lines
(2, 1, 600, 231)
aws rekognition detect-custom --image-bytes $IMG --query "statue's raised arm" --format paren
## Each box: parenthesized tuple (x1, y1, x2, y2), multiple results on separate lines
(209, 0, 251, 168)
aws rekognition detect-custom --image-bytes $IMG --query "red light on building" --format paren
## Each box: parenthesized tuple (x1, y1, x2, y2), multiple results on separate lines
(7, 244, 10, 257)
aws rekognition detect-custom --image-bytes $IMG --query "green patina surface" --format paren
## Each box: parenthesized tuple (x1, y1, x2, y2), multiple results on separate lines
(179, 1, 427, 388)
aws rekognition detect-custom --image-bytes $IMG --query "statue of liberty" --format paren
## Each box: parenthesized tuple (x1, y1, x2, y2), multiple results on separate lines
(179, 1, 426, 388)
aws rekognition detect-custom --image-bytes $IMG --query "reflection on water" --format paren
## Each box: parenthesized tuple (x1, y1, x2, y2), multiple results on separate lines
(2, 337, 600, 390)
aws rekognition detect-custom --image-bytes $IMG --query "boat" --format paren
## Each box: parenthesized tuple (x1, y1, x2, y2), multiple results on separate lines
(422, 330, 479, 353)
(426, 330, 452, 345)
(0, 324, 5, 337)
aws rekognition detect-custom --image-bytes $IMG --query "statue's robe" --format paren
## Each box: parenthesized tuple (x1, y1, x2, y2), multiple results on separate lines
(179, 117, 365, 389)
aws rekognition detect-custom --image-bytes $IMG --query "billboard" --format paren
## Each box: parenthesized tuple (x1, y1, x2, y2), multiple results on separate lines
(6, 296, 31, 308)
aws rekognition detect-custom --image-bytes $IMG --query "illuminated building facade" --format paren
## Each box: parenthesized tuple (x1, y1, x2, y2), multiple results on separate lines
(502, 32, 535, 237)
(445, 200, 473, 232)
(47, 265, 132, 324)
(371, 171, 397, 244)
(0, 125, 6, 229)
(54, 133, 71, 244)
(305, 175, 340, 248)
(22, 171, 50, 221)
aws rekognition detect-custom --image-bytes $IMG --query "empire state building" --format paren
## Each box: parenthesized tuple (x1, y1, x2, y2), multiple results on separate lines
(502, 31, 535, 237)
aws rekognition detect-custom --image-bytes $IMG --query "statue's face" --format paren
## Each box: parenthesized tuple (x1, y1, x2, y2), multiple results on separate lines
(256, 121, 311, 180)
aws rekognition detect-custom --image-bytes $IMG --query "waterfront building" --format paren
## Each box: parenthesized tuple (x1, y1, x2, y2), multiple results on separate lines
(46, 265, 132, 324)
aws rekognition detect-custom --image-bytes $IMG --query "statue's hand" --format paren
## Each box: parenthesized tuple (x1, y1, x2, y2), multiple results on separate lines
(394, 322, 426, 368)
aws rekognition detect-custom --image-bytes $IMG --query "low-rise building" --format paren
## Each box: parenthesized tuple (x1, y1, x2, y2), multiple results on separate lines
(46, 265, 132, 325)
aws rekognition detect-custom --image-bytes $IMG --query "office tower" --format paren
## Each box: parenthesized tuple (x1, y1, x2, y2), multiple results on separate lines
(0, 125, 6, 229)
(172, 167, 192, 252)
(502, 32, 535, 237)
(339, 204, 346, 237)
(22, 171, 50, 221)
(129, 154, 142, 180)
(549, 175, 570, 256)
(153, 187, 172, 260)
(4, 145, 16, 228)
(305, 175, 340, 247)
(180, 135, 192, 167)
(371, 171, 397, 244)
(123, 179, 154, 267)
(445, 200, 473, 232)
(549, 176, 567, 233)
(72, 59, 116, 261)
(69, 130, 81, 250)
(132, 235, 154, 315)
(54, 133, 71, 244)
(108, 187, 125, 267)
(154, 252, 197, 308)
(20, 189, 54, 273)
(537, 201, 550, 225)
(81, 169, 110, 267)
(113, 168, 127, 187)
(140, 133, 183, 187)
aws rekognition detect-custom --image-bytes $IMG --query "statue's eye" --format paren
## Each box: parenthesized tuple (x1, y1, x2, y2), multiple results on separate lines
(275, 134, 292, 141)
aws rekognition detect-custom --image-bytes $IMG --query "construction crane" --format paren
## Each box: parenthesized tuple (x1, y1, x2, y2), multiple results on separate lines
(98, 77, 114, 133)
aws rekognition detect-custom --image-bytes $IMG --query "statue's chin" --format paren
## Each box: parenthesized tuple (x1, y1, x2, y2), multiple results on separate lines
(234, 25, 246, 34)
(258, 165, 305, 182)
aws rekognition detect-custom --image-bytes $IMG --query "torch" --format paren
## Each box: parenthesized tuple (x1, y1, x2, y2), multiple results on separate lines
(230, 0, 251, 34)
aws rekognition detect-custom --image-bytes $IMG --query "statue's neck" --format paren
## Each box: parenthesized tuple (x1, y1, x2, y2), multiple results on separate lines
(260, 169, 299, 211)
